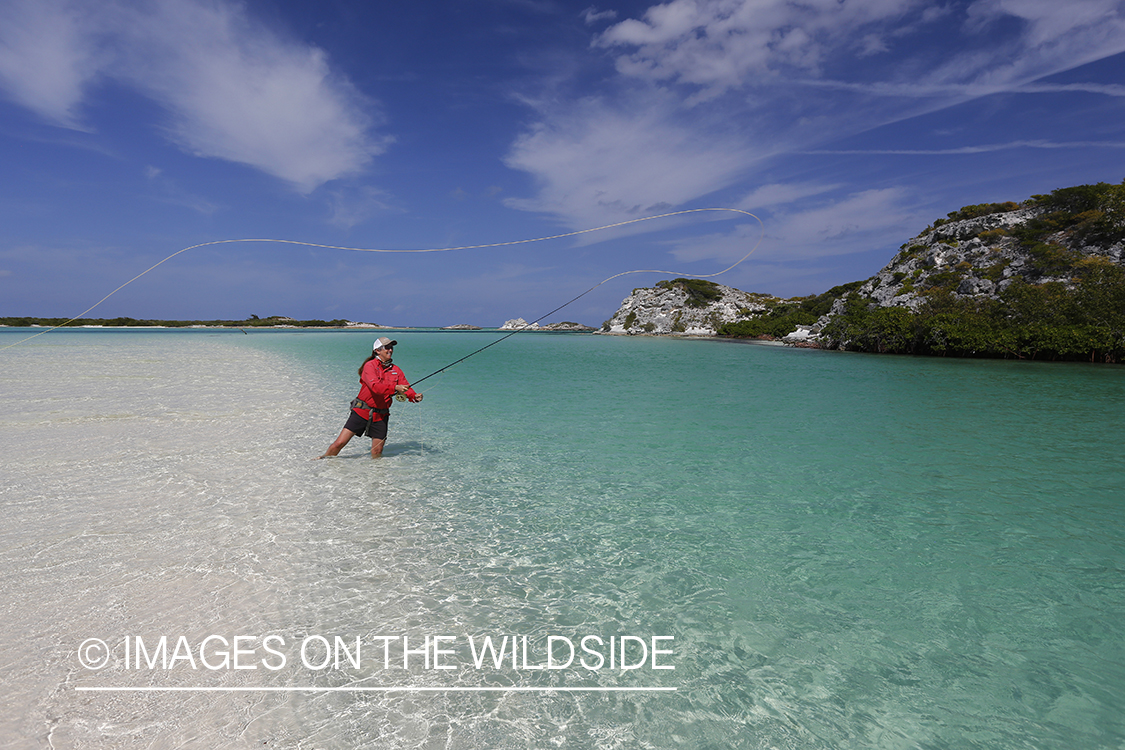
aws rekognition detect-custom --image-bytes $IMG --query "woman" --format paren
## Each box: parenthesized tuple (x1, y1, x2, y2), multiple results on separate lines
(319, 337, 422, 458)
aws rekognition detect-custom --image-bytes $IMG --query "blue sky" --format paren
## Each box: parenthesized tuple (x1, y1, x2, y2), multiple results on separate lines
(1, 0, 1124, 327)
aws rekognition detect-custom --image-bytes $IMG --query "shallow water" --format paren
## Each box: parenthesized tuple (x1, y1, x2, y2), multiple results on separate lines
(1, 328, 1123, 748)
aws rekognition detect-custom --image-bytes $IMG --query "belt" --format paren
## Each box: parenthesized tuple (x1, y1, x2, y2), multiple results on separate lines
(351, 398, 390, 414)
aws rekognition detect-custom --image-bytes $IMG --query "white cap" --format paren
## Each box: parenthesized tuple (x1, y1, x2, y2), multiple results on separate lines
(374, 336, 398, 350)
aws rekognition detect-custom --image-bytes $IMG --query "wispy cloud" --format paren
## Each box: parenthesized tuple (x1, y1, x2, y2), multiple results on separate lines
(763, 188, 919, 259)
(672, 188, 918, 264)
(737, 183, 839, 210)
(504, 0, 1125, 242)
(593, 0, 939, 100)
(595, 0, 1125, 98)
(582, 6, 617, 25)
(0, 0, 386, 192)
(807, 140, 1125, 155)
(326, 186, 397, 229)
(503, 94, 758, 227)
(791, 79, 1125, 99)
(143, 164, 222, 215)
(0, 0, 101, 129)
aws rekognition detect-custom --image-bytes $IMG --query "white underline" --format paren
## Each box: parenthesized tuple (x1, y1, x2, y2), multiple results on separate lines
(77, 686, 676, 693)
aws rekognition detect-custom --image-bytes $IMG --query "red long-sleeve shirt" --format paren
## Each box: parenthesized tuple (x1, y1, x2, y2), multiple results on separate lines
(352, 360, 418, 422)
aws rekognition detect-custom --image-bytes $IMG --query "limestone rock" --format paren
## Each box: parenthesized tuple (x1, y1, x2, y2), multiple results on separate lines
(851, 205, 1123, 312)
(602, 279, 778, 335)
(810, 200, 1124, 348)
(499, 318, 539, 330)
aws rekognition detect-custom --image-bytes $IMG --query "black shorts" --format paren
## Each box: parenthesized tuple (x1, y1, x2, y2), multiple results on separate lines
(344, 410, 389, 440)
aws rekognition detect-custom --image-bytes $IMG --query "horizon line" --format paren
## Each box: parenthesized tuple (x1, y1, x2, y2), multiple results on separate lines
(77, 685, 677, 693)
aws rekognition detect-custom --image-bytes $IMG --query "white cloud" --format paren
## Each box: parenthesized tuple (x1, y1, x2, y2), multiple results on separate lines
(582, 6, 617, 25)
(117, 0, 387, 192)
(737, 183, 838, 210)
(599, 0, 703, 46)
(858, 34, 890, 57)
(0, 0, 100, 128)
(765, 188, 918, 258)
(921, 5, 956, 24)
(945, 0, 1125, 88)
(1019, 82, 1125, 96)
(807, 139, 1125, 155)
(595, 0, 931, 97)
(966, 0, 1123, 45)
(505, 0, 1125, 235)
(789, 78, 1125, 99)
(142, 163, 222, 214)
(503, 95, 758, 228)
(0, 0, 385, 192)
(326, 186, 397, 229)
(596, 0, 1125, 98)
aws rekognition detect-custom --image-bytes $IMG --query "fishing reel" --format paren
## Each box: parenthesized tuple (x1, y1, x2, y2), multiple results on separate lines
(394, 393, 409, 402)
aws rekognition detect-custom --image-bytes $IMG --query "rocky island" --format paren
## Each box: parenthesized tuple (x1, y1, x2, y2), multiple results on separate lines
(499, 319, 596, 332)
(603, 181, 1125, 362)
(601, 279, 780, 335)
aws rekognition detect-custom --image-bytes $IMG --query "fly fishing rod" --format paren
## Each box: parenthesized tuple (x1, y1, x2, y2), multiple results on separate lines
(406, 208, 765, 390)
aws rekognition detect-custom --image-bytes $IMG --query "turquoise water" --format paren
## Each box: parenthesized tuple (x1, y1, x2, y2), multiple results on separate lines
(2, 328, 1124, 748)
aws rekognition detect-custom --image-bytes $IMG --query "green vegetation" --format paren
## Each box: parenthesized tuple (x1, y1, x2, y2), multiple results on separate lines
(820, 259, 1125, 362)
(718, 281, 864, 339)
(656, 278, 723, 307)
(982, 259, 1011, 282)
(720, 181, 1125, 362)
(945, 201, 1021, 222)
(976, 227, 1010, 241)
(1024, 242, 1081, 277)
(926, 201, 1022, 232)
(13, 185, 1122, 363)
(922, 269, 961, 292)
(1017, 181, 1125, 249)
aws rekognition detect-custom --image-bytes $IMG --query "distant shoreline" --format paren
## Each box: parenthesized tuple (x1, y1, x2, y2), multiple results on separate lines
(0, 317, 598, 332)
(0, 316, 399, 330)
(0, 321, 604, 334)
